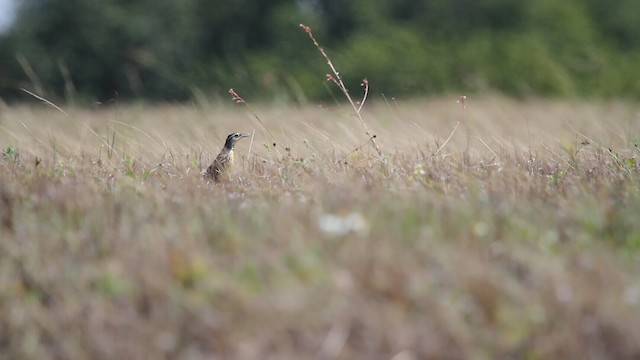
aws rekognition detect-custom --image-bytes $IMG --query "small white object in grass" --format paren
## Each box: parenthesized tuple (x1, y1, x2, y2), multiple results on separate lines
(318, 212, 369, 237)
(391, 351, 416, 360)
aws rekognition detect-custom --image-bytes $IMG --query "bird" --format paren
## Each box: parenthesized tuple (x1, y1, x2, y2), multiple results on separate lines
(205, 132, 249, 182)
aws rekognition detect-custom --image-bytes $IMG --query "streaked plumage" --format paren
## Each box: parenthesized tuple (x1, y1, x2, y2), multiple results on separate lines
(205, 132, 249, 182)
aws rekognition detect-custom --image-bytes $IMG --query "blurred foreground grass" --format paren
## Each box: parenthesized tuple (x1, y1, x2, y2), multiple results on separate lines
(1, 97, 640, 359)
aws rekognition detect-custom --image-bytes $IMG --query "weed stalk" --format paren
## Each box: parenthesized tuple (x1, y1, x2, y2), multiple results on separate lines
(299, 24, 385, 163)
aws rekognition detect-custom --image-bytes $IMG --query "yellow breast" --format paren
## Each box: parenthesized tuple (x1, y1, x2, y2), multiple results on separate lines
(228, 150, 234, 171)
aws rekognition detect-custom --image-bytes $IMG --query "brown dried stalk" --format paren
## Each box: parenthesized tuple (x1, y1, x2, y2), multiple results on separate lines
(300, 24, 385, 162)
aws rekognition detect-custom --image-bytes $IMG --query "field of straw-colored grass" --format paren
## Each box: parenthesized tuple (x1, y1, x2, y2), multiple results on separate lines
(1, 96, 640, 359)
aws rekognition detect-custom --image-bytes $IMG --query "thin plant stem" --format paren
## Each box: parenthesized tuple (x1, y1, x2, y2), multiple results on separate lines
(300, 24, 385, 162)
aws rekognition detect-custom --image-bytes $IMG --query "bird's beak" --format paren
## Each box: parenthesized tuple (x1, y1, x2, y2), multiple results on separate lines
(240, 133, 250, 139)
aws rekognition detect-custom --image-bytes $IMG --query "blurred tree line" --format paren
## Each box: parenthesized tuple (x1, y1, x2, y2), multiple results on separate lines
(1, 0, 640, 103)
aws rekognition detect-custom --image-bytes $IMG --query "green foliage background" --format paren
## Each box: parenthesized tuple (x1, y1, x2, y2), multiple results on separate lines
(1, 0, 640, 103)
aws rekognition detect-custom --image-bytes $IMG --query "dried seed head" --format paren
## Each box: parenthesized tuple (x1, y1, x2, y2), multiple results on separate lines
(229, 88, 245, 104)
(299, 24, 312, 33)
(457, 95, 467, 108)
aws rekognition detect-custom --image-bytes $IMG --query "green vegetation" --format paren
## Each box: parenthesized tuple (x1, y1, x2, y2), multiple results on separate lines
(0, 96, 639, 358)
(2, 145, 19, 162)
(1, 0, 640, 102)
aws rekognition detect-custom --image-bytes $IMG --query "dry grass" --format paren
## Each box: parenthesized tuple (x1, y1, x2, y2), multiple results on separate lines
(1, 96, 640, 360)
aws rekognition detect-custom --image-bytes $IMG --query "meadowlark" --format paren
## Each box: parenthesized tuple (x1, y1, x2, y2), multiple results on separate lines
(205, 132, 249, 182)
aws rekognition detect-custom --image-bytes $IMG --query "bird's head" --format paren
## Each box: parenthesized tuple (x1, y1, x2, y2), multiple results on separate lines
(224, 132, 249, 149)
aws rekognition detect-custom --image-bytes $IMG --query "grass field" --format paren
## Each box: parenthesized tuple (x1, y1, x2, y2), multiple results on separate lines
(1, 96, 640, 359)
